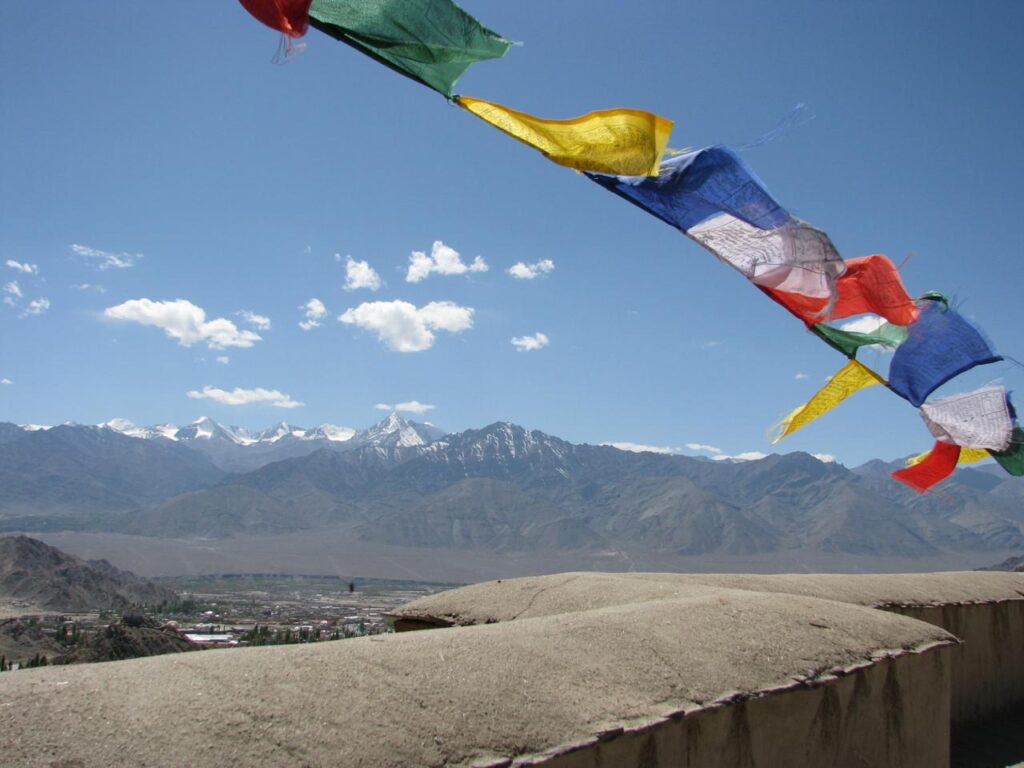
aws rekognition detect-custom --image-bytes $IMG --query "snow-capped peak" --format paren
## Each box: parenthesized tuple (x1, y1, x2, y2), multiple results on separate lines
(25, 415, 440, 449)
(186, 417, 217, 440)
(174, 417, 256, 445)
(259, 422, 295, 443)
(358, 412, 446, 448)
(101, 419, 180, 441)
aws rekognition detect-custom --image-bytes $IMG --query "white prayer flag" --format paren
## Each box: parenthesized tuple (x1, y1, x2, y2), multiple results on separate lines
(920, 386, 1013, 451)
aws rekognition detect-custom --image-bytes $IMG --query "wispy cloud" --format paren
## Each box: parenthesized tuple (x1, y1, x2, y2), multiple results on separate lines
(70, 243, 142, 270)
(601, 442, 680, 455)
(700, 340, 722, 349)
(104, 299, 261, 349)
(72, 283, 106, 293)
(237, 310, 271, 331)
(342, 255, 382, 291)
(507, 259, 554, 280)
(5, 260, 38, 275)
(795, 372, 808, 380)
(1, 378, 11, 385)
(510, 332, 549, 352)
(812, 453, 837, 463)
(21, 297, 50, 317)
(216, 356, 230, 365)
(406, 241, 487, 283)
(186, 385, 303, 409)
(685, 442, 723, 454)
(374, 400, 435, 414)
(299, 298, 327, 331)
(339, 300, 473, 352)
(3, 281, 22, 306)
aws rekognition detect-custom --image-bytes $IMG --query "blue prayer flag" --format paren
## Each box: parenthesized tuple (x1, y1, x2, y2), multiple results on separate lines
(586, 146, 791, 233)
(888, 300, 1002, 407)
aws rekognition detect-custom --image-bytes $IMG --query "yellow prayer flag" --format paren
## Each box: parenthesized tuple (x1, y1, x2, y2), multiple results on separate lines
(457, 96, 673, 176)
(906, 445, 989, 467)
(772, 360, 884, 443)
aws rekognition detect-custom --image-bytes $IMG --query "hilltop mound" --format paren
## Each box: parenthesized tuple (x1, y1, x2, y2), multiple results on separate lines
(60, 616, 195, 664)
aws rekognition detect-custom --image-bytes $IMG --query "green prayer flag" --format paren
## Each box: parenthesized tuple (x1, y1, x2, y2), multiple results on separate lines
(811, 322, 909, 358)
(991, 427, 1024, 476)
(308, 0, 513, 97)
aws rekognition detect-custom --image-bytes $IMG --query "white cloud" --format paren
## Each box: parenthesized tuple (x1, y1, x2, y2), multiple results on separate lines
(73, 283, 106, 293)
(22, 298, 50, 316)
(339, 300, 473, 352)
(686, 442, 723, 454)
(838, 314, 895, 353)
(406, 241, 487, 283)
(794, 372, 808, 380)
(1, 378, 11, 385)
(299, 298, 327, 331)
(104, 299, 261, 349)
(343, 256, 382, 291)
(507, 259, 554, 280)
(237, 310, 271, 331)
(374, 400, 435, 414)
(838, 315, 885, 335)
(510, 332, 550, 352)
(812, 453, 837, 464)
(4, 281, 23, 300)
(712, 451, 769, 462)
(70, 243, 142, 270)
(216, 356, 230, 365)
(602, 442, 679, 455)
(5, 260, 38, 275)
(186, 385, 303, 409)
(701, 340, 722, 349)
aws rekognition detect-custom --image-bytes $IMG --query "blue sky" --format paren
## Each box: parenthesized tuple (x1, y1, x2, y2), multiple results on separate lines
(1, 1, 1022, 466)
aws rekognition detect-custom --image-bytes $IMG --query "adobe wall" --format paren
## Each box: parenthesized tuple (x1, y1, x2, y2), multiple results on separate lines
(535, 646, 951, 768)
(888, 600, 1024, 726)
(391, 571, 1024, 729)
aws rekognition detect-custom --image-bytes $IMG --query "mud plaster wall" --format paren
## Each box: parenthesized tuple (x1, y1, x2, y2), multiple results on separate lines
(887, 601, 1024, 727)
(525, 645, 951, 768)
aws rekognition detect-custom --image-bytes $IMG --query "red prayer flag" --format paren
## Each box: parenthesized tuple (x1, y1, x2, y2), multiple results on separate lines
(891, 441, 961, 492)
(762, 254, 918, 326)
(239, 0, 311, 37)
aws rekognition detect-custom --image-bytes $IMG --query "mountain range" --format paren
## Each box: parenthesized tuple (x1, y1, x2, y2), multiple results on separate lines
(1, 414, 1022, 566)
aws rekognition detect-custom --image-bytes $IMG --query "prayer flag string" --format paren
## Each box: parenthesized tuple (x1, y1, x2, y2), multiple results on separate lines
(235, 2, 1020, 490)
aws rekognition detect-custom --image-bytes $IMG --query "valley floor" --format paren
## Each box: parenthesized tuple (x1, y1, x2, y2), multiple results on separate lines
(27, 529, 1016, 582)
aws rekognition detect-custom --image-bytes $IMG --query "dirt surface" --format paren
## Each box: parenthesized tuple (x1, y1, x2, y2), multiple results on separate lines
(0, 587, 951, 767)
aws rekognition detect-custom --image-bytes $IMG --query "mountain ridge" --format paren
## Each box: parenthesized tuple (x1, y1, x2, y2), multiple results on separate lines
(2, 417, 1021, 567)
(0, 535, 176, 612)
